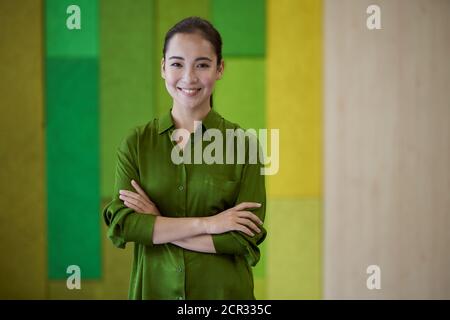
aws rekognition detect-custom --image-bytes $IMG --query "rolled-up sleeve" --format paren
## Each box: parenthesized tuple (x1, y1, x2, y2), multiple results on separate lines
(212, 137, 267, 266)
(102, 129, 156, 249)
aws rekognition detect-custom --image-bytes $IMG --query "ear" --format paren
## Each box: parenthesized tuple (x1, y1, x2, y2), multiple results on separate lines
(216, 59, 225, 80)
(161, 57, 166, 79)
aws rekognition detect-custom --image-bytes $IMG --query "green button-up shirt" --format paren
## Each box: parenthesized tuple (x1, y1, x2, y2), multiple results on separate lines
(102, 108, 267, 300)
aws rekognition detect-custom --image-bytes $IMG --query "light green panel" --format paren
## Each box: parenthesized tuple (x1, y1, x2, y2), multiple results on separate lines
(0, 0, 46, 298)
(212, 0, 265, 56)
(100, 0, 156, 198)
(214, 58, 265, 130)
(267, 198, 322, 299)
(215, 57, 267, 287)
(46, 0, 98, 57)
(254, 278, 266, 300)
(252, 232, 267, 299)
(155, 0, 210, 117)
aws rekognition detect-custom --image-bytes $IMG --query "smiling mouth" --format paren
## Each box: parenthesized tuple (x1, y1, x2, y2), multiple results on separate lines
(177, 87, 202, 96)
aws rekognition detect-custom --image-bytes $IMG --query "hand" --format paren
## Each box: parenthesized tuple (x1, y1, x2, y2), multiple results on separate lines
(203, 202, 264, 237)
(119, 180, 161, 216)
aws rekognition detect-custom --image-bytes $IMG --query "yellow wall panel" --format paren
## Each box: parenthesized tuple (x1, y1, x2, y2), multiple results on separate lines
(266, 0, 322, 197)
(0, 0, 46, 299)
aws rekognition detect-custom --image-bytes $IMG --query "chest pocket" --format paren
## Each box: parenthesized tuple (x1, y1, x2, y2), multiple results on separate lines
(190, 174, 240, 215)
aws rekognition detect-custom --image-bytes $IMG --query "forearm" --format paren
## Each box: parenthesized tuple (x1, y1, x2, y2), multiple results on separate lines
(172, 234, 216, 253)
(152, 216, 206, 244)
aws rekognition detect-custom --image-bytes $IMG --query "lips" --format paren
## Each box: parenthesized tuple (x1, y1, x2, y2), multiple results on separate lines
(177, 87, 201, 97)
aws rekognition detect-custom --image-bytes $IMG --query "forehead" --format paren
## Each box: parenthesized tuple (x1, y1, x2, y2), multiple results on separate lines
(166, 33, 215, 58)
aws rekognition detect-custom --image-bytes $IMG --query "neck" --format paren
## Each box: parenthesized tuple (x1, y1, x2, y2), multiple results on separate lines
(171, 102, 211, 133)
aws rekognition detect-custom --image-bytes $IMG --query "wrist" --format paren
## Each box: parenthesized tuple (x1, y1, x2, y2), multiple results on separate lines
(199, 217, 210, 234)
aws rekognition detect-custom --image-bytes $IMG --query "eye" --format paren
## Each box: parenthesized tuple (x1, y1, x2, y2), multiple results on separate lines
(197, 63, 210, 68)
(170, 62, 182, 67)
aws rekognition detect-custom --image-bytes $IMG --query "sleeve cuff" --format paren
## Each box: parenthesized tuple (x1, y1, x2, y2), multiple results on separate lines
(212, 232, 248, 255)
(123, 213, 156, 246)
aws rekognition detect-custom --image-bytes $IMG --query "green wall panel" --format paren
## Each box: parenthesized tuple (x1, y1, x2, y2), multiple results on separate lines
(46, 58, 101, 279)
(46, 0, 98, 57)
(267, 198, 322, 299)
(212, 0, 265, 56)
(214, 58, 266, 130)
(100, 0, 156, 198)
(155, 0, 210, 117)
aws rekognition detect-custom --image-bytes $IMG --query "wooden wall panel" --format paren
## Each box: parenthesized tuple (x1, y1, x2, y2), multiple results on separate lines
(324, 0, 450, 299)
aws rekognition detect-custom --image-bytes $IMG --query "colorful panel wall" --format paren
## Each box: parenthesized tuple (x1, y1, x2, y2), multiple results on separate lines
(0, 0, 323, 299)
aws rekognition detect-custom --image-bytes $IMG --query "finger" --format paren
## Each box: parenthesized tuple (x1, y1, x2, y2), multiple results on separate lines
(234, 202, 262, 211)
(123, 197, 156, 215)
(120, 190, 153, 204)
(120, 194, 146, 209)
(235, 225, 254, 237)
(237, 217, 261, 234)
(131, 180, 152, 202)
(123, 200, 144, 213)
(119, 190, 140, 200)
(238, 210, 263, 225)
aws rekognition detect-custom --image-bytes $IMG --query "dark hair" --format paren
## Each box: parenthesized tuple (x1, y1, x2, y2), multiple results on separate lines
(162, 16, 223, 108)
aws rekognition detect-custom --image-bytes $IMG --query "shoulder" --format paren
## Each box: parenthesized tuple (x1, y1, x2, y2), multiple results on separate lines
(215, 112, 262, 160)
(213, 110, 242, 132)
(218, 113, 259, 143)
(118, 118, 159, 151)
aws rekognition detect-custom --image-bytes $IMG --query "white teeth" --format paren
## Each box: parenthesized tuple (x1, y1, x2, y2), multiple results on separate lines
(179, 88, 199, 94)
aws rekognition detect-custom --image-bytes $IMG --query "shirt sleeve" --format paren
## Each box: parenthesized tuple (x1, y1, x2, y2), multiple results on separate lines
(102, 128, 156, 249)
(212, 135, 267, 267)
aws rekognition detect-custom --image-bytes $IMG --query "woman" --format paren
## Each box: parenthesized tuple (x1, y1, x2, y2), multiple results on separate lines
(103, 16, 267, 300)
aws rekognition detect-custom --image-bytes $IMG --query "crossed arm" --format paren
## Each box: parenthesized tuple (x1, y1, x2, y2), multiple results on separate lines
(117, 180, 263, 254)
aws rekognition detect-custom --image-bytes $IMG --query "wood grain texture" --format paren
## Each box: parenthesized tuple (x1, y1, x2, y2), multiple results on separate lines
(324, 0, 450, 299)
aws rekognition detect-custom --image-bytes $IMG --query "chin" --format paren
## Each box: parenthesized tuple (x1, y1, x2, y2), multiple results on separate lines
(176, 97, 209, 110)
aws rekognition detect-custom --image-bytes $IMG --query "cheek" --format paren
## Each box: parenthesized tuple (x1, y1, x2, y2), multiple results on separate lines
(163, 69, 180, 85)
(200, 75, 217, 90)
(165, 74, 178, 87)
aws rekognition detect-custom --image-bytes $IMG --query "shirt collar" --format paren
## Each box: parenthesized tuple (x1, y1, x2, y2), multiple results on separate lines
(158, 107, 222, 135)
(158, 108, 174, 134)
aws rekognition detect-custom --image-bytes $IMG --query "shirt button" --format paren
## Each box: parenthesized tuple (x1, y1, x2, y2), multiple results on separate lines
(177, 296, 184, 300)
(178, 185, 184, 191)
(176, 266, 183, 272)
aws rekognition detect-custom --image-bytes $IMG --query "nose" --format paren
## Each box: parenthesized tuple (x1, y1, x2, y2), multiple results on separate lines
(182, 66, 198, 83)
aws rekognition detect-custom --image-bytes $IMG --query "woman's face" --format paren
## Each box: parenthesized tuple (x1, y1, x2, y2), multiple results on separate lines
(161, 32, 224, 111)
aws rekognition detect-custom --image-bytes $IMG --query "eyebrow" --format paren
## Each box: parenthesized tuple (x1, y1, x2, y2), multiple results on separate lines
(168, 56, 212, 62)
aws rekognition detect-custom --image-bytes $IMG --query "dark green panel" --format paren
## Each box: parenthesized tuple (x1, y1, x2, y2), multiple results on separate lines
(155, 0, 210, 117)
(212, 0, 265, 56)
(46, 0, 98, 57)
(100, 0, 156, 198)
(46, 58, 101, 279)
